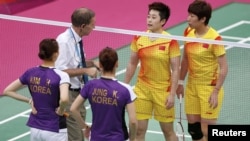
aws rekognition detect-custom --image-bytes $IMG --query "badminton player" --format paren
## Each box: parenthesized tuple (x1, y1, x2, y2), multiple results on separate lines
(70, 47, 137, 141)
(124, 2, 180, 141)
(3, 38, 70, 141)
(176, 1, 228, 141)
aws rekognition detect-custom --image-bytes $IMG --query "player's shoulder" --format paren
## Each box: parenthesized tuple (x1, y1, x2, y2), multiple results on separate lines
(134, 30, 153, 40)
(207, 27, 222, 40)
(53, 68, 69, 78)
(117, 81, 133, 90)
(184, 26, 194, 36)
(25, 66, 40, 72)
(162, 30, 170, 35)
(208, 27, 220, 35)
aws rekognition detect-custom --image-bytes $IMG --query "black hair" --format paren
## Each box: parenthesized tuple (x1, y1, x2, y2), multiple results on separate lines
(99, 47, 118, 72)
(188, 0, 212, 25)
(38, 38, 58, 61)
(148, 2, 170, 26)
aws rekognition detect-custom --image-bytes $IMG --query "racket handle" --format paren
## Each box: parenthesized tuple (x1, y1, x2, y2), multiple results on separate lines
(179, 94, 182, 103)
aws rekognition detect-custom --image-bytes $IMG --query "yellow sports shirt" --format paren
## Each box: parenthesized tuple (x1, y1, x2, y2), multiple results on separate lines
(131, 30, 180, 89)
(184, 27, 226, 85)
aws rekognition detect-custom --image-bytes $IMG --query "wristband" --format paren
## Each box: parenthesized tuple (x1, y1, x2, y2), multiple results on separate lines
(214, 87, 220, 91)
(178, 80, 184, 85)
(28, 99, 32, 104)
(82, 125, 89, 131)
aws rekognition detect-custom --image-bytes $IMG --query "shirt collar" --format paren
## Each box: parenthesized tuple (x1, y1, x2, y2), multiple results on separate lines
(70, 26, 82, 42)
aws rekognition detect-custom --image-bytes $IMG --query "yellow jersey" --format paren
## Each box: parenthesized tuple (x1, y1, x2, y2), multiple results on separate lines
(184, 27, 226, 85)
(131, 30, 180, 89)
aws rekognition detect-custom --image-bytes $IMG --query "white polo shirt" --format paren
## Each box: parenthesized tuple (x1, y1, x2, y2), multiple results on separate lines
(55, 26, 85, 89)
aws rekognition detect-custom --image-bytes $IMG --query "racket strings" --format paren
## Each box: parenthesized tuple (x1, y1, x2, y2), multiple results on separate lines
(177, 96, 185, 141)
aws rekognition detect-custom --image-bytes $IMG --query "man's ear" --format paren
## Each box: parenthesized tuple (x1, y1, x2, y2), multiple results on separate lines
(201, 17, 206, 23)
(161, 19, 166, 27)
(81, 24, 86, 29)
(115, 61, 118, 68)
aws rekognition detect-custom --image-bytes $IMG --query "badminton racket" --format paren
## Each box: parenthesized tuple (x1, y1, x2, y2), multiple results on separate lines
(176, 95, 185, 141)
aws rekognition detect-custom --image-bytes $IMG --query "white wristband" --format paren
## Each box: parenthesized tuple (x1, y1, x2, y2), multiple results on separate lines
(28, 99, 32, 104)
(178, 80, 184, 85)
(82, 125, 89, 131)
(82, 128, 86, 131)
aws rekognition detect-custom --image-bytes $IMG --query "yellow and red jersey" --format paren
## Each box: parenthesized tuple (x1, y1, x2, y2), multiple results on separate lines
(184, 27, 226, 85)
(131, 30, 180, 89)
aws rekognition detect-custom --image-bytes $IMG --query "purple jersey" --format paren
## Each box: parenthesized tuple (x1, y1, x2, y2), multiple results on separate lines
(80, 77, 136, 141)
(19, 66, 70, 132)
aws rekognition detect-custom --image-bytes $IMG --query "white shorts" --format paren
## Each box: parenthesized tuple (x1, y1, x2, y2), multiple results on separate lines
(30, 127, 68, 141)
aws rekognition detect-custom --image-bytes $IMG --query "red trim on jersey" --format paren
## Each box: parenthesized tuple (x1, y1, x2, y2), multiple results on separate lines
(133, 35, 141, 42)
(202, 43, 209, 49)
(215, 36, 222, 40)
(169, 40, 178, 48)
(184, 27, 193, 36)
(159, 46, 166, 50)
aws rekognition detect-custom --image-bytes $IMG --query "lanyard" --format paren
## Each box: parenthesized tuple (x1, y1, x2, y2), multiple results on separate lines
(69, 27, 89, 84)
(69, 28, 83, 67)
